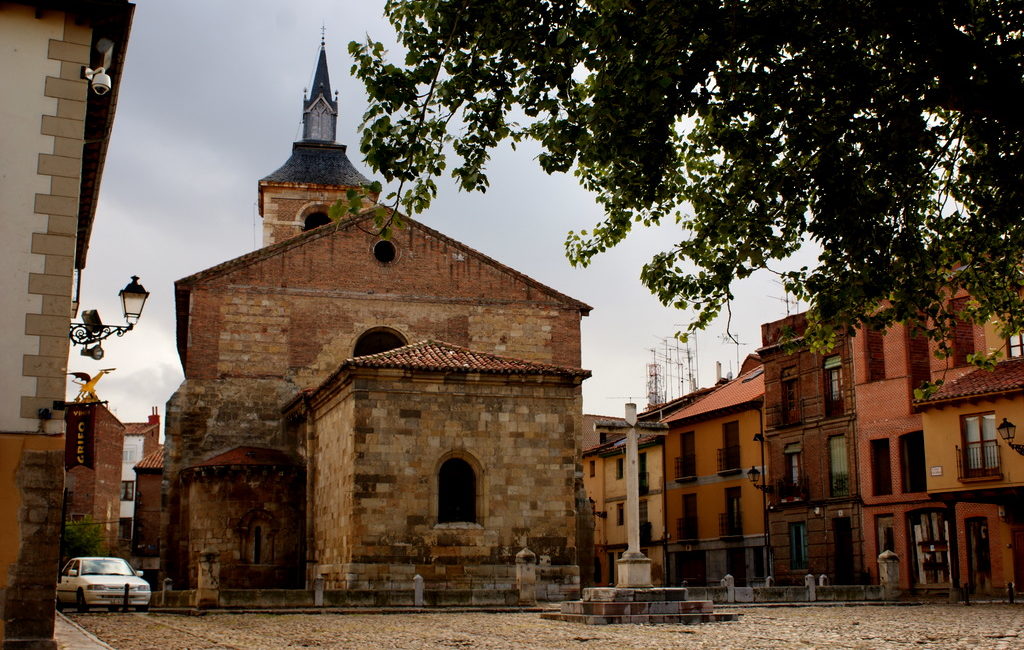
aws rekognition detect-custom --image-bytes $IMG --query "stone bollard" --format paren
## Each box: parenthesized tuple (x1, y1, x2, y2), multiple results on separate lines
(162, 578, 173, 607)
(195, 551, 220, 609)
(878, 550, 900, 601)
(764, 575, 774, 587)
(804, 573, 816, 602)
(721, 573, 735, 603)
(818, 574, 829, 586)
(414, 574, 424, 607)
(314, 575, 325, 607)
(516, 547, 538, 606)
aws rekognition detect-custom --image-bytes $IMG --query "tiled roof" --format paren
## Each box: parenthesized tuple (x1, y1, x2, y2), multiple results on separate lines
(260, 142, 369, 186)
(192, 447, 298, 468)
(123, 422, 157, 436)
(916, 357, 1024, 404)
(663, 365, 764, 425)
(134, 447, 164, 471)
(344, 340, 591, 378)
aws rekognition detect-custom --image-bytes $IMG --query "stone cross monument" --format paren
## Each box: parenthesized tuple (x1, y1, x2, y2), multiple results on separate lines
(616, 402, 653, 588)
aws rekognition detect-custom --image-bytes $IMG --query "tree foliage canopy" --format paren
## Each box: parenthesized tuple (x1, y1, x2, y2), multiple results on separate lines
(350, 0, 1024, 355)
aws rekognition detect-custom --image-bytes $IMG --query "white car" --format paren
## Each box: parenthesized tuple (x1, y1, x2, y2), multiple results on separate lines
(56, 557, 151, 612)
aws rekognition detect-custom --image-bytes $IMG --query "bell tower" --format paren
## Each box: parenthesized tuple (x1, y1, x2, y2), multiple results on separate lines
(257, 38, 375, 247)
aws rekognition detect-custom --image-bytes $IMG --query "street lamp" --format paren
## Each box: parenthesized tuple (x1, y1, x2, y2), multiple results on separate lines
(747, 466, 773, 492)
(997, 418, 1024, 456)
(69, 276, 150, 360)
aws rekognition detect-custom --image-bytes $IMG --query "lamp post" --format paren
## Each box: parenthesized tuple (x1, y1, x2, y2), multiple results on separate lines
(997, 418, 1024, 456)
(749, 431, 774, 583)
(69, 276, 149, 359)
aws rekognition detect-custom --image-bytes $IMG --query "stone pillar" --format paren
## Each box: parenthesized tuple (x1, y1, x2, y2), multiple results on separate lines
(804, 573, 816, 602)
(516, 547, 537, 605)
(314, 575, 325, 607)
(721, 573, 735, 603)
(414, 574, 424, 607)
(615, 403, 653, 588)
(818, 574, 828, 586)
(195, 552, 220, 609)
(162, 578, 173, 606)
(878, 550, 901, 600)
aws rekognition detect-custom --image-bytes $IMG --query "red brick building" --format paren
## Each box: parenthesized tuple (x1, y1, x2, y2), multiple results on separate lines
(851, 317, 1003, 594)
(759, 314, 864, 584)
(132, 445, 163, 585)
(65, 403, 126, 551)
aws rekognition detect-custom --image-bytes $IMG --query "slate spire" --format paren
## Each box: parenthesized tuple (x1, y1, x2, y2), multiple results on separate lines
(302, 38, 338, 142)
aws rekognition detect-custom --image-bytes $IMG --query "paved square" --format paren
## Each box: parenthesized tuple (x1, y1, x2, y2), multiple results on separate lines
(66, 604, 1023, 649)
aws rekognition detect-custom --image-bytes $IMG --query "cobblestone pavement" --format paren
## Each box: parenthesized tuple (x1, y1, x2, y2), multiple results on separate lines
(65, 604, 1024, 649)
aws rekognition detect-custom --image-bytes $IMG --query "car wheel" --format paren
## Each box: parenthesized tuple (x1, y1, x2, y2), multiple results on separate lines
(137, 605, 149, 612)
(55, 597, 64, 612)
(76, 589, 89, 613)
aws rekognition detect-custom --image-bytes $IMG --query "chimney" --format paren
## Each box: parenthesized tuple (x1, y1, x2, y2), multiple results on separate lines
(715, 361, 722, 382)
(147, 406, 160, 426)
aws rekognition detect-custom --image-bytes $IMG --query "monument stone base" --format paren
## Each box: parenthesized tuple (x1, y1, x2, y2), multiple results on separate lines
(540, 587, 740, 625)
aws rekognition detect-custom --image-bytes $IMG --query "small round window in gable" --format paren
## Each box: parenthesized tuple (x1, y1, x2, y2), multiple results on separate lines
(373, 240, 397, 264)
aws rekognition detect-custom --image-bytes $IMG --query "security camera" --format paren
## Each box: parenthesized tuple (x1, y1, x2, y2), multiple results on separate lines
(83, 67, 111, 95)
(81, 344, 104, 360)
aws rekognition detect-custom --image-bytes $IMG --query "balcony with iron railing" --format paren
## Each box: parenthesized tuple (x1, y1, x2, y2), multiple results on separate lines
(829, 472, 850, 498)
(676, 516, 699, 541)
(717, 445, 742, 475)
(719, 511, 743, 538)
(776, 476, 810, 502)
(674, 455, 697, 481)
(957, 441, 1002, 481)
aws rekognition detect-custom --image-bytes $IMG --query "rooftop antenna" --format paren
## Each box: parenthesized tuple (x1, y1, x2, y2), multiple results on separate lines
(720, 332, 748, 374)
(770, 278, 801, 316)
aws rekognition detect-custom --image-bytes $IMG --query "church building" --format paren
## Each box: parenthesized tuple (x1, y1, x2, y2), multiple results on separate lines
(162, 41, 591, 603)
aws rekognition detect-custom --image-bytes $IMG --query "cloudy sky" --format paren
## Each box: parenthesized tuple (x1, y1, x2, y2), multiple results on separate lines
(74, 0, 810, 427)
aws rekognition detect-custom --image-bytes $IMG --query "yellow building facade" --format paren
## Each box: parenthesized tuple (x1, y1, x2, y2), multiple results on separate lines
(662, 365, 768, 586)
(917, 322, 1024, 594)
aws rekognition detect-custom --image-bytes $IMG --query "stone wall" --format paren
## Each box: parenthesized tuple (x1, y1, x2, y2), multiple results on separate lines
(181, 465, 305, 589)
(307, 368, 583, 598)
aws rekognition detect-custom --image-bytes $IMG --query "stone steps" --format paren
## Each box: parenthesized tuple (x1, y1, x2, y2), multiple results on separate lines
(541, 611, 739, 625)
(543, 587, 740, 625)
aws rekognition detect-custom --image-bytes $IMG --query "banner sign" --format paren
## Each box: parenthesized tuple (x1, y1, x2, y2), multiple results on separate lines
(65, 404, 96, 470)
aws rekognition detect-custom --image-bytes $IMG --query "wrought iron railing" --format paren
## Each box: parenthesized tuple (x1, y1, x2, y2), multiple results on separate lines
(674, 455, 697, 479)
(719, 511, 743, 537)
(717, 445, 742, 473)
(676, 516, 699, 541)
(957, 442, 1002, 480)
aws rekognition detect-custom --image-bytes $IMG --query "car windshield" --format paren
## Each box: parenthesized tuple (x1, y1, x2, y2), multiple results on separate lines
(80, 559, 134, 576)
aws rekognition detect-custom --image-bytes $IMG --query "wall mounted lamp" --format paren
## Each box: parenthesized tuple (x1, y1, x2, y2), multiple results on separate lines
(68, 276, 149, 360)
(997, 418, 1024, 456)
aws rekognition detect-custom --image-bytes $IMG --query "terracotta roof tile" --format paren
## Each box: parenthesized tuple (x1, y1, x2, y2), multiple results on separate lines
(345, 340, 591, 378)
(663, 365, 764, 425)
(192, 446, 298, 468)
(134, 447, 164, 471)
(123, 422, 157, 436)
(917, 357, 1024, 404)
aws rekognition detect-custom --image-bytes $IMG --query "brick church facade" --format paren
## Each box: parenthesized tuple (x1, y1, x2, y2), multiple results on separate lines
(162, 41, 590, 600)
